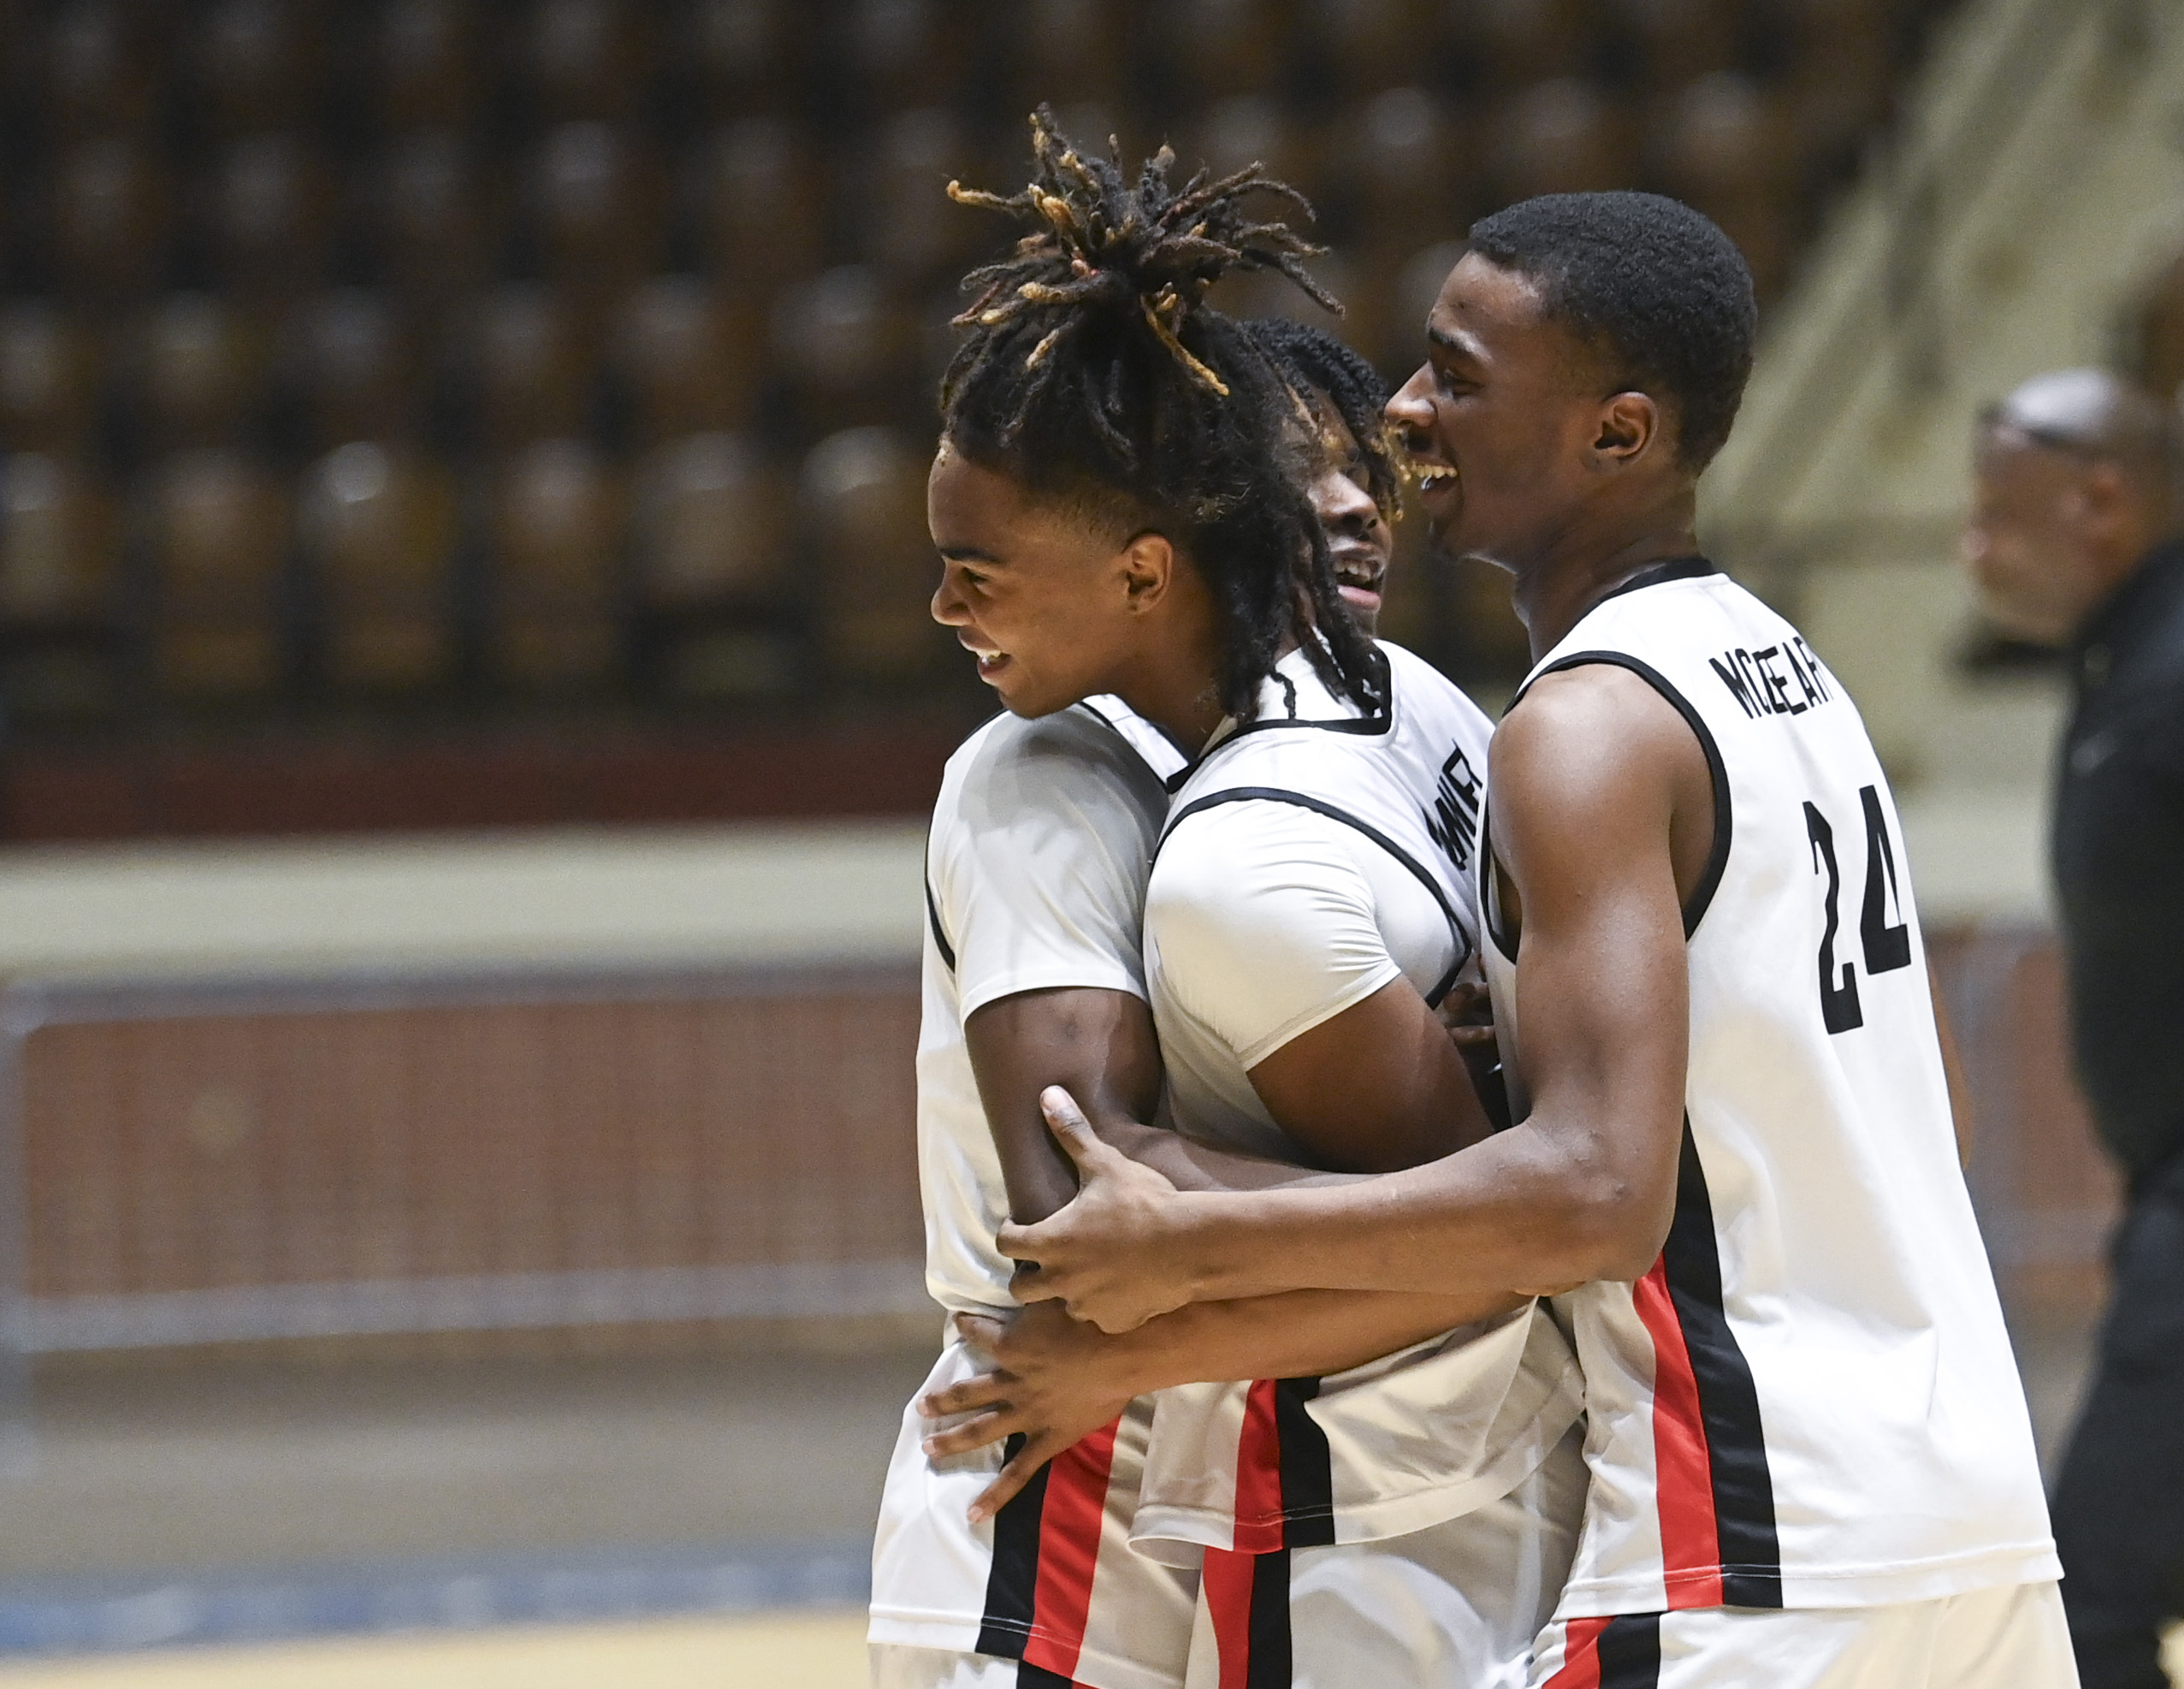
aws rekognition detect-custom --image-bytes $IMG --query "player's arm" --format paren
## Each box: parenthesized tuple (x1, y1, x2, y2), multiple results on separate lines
(997, 666, 1702, 1330)
(966, 987, 1160, 1223)
(921, 1286, 1495, 1519)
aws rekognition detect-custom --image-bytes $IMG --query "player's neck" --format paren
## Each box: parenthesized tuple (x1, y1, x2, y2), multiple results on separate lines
(1514, 498, 1702, 661)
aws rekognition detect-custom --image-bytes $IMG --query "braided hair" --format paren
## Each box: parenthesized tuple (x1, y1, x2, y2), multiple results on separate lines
(1241, 317, 1402, 520)
(941, 108, 1382, 721)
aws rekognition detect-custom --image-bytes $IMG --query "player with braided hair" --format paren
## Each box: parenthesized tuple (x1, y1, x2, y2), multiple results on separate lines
(881, 114, 1584, 1689)
(1243, 317, 1404, 635)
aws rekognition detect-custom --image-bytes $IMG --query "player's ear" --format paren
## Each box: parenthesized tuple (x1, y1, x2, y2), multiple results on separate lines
(1118, 530, 1177, 613)
(1590, 392, 1660, 469)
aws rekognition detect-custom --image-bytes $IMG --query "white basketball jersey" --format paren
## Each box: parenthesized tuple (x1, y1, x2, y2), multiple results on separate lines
(1481, 561, 2057, 1616)
(914, 698, 1186, 1317)
(1132, 641, 1582, 1561)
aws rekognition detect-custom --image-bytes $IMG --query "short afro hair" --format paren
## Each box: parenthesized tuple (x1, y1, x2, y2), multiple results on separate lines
(1465, 191, 1756, 471)
(1241, 318, 1400, 518)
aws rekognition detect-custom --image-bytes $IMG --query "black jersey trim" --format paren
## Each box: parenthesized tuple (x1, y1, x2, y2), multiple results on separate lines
(1660, 1123, 1783, 1608)
(1160, 786, 1475, 1007)
(1209, 644, 1397, 750)
(1592, 556, 1719, 609)
(974, 1431, 1049, 1655)
(1075, 696, 1199, 777)
(923, 874, 957, 974)
(1512, 652, 1733, 940)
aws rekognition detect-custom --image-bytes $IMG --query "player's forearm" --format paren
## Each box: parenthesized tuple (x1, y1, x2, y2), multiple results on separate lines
(1159, 1117, 1668, 1302)
(1104, 1119, 1367, 1194)
(1106, 1285, 1522, 1393)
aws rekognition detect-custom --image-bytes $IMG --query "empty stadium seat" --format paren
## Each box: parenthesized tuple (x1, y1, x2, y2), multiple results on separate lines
(772, 267, 914, 436)
(465, 282, 595, 452)
(684, 0, 802, 118)
(490, 436, 625, 690)
(373, 130, 502, 308)
(802, 426, 943, 686)
(1609, 0, 1745, 89)
(839, 0, 967, 112)
(690, 118, 826, 292)
(1652, 73, 1799, 299)
(1305, 0, 1432, 98)
(861, 108, 982, 286)
(297, 440, 460, 691)
(191, 0, 322, 136)
(205, 133, 337, 305)
(1156, 0, 1287, 103)
(40, 0, 159, 138)
(48, 135, 173, 305)
(1463, 0, 1598, 86)
(528, 122, 667, 305)
(374, 0, 486, 129)
(0, 453, 118, 626)
(0, 305, 102, 456)
(1335, 86, 1473, 246)
(999, 0, 1129, 111)
(143, 447, 291, 698)
(137, 292, 270, 450)
(286, 289, 418, 450)
(610, 276, 760, 445)
(523, 0, 653, 122)
(1489, 79, 1640, 203)
(631, 431, 790, 611)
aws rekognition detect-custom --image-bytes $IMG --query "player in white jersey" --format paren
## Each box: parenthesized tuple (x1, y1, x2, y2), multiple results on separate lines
(997, 193, 2075, 1686)
(914, 147, 1588, 1683)
(878, 118, 1550, 1688)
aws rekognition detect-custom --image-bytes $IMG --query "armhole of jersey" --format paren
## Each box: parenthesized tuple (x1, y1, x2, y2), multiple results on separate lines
(1158, 785, 1475, 1006)
(1481, 801, 1519, 965)
(1519, 650, 1734, 939)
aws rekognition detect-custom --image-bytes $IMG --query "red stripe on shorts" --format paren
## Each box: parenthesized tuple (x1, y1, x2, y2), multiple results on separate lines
(1199, 1546, 1257, 1689)
(1633, 1258, 1726, 1608)
(1541, 1614, 1613, 1689)
(1018, 1418, 1121, 1680)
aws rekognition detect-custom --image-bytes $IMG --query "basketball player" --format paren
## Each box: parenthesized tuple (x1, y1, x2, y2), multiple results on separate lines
(910, 126, 1586, 1688)
(995, 192, 2074, 1686)
(870, 119, 1517, 1689)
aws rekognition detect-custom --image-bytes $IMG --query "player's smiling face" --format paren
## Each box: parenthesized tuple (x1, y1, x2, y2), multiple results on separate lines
(1387, 252, 1617, 575)
(926, 442, 1170, 718)
(1305, 394, 1393, 637)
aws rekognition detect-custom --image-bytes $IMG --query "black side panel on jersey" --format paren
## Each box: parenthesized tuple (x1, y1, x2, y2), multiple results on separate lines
(1517, 652, 1734, 939)
(1662, 1123, 1784, 1607)
(974, 1432, 1047, 1656)
(1158, 787, 1475, 1006)
(1273, 1376, 1336, 1548)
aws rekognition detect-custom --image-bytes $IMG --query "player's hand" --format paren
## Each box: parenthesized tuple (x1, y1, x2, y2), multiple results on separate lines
(918, 1305, 1136, 1522)
(1436, 981, 1497, 1050)
(997, 1087, 1199, 1334)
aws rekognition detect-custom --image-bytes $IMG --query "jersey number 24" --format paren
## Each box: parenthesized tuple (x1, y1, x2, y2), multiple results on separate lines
(1802, 785, 1911, 1034)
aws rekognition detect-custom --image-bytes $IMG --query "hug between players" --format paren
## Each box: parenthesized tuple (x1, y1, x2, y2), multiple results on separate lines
(869, 107, 2101, 1689)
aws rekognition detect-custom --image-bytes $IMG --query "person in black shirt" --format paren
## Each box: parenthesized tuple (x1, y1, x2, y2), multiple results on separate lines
(1963, 366, 2184, 1689)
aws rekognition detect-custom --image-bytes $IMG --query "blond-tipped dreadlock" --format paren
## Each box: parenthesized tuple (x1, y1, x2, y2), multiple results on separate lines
(938, 108, 1381, 723)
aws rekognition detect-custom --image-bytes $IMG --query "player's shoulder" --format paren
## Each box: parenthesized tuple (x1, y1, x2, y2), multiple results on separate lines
(944, 702, 1162, 791)
(936, 703, 1171, 854)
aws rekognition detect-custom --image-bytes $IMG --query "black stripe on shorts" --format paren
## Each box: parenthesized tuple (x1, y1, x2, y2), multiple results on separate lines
(975, 1432, 1050, 1657)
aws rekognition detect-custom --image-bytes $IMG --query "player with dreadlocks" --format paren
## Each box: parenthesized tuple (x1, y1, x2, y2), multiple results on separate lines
(873, 112, 1583, 1689)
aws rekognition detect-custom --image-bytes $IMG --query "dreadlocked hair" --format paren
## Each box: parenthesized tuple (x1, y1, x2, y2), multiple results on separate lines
(940, 106, 1383, 722)
(1241, 317, 1403, 520)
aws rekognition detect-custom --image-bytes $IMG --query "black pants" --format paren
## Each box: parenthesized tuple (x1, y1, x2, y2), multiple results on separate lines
(2054, 1166, 2184, 1689)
